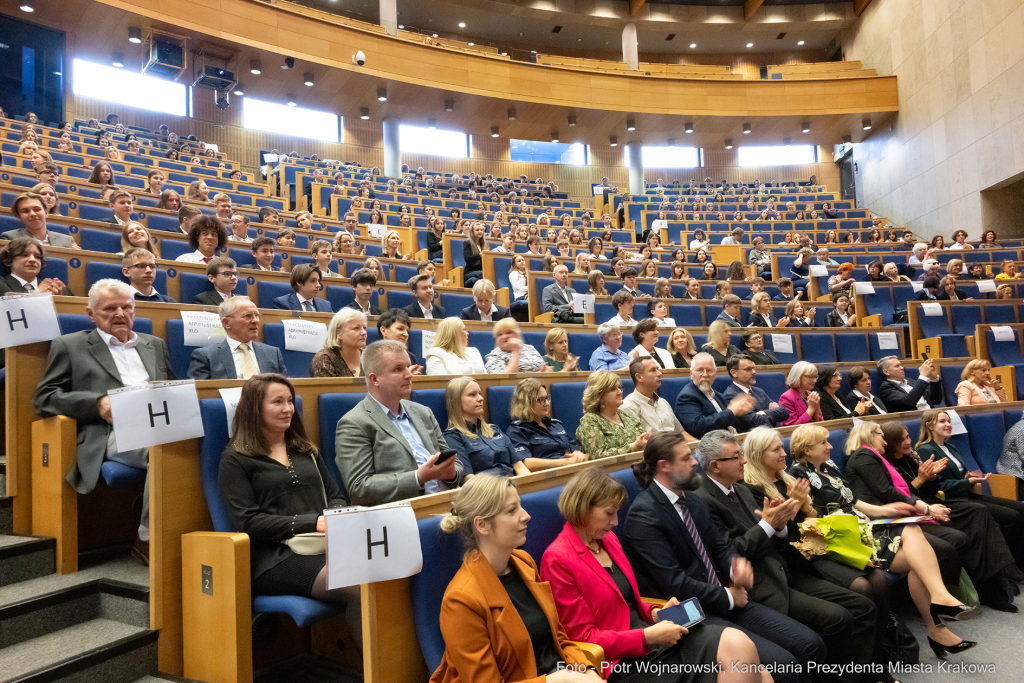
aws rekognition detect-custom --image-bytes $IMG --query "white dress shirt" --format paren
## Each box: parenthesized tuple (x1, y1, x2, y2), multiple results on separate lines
(851, 389, 886, 414)
(621, 390, 682, 435)
(419, 302, 434, 319)
(226, 336, 258, 379)
(707, 476, 785, 539)
(478, 303, 495, 322)
(606, 314, 637, 327)
(653, 316, 677, 328)
(12, 274, 39, 292)
(129, 284, 157, 298)
(96, 329, 151, 387)
(296, 293, 316, 311)
(887, 379, 931, 410)
(176, 250, 211, 263)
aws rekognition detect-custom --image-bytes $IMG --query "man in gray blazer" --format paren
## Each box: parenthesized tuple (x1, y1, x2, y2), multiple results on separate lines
(1, 192, 77, 248)
(541, 263, 583, 324)
(335, 340, 464, 505)
(32, 279, 173, 563)
(187, 297, 286, 379)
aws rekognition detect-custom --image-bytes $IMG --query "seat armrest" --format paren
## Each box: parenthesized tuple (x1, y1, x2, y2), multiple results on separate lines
(534, 312, 554, 324)
(569, 641, 605, 670)
(985, 474, 1019, 501)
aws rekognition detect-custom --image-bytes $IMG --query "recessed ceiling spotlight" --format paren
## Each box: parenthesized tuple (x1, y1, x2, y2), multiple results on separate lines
(128, 27, 142, 44)
(577, 38, 582, 42)
(491, 126, 499, 138)
(377, 87, 387, 101)
(684, 121, 693, 133)
(19, 0, 33, 12)
(551, 132, 559, 143)
(286, 94, 297, 106)
(801, 121, 810, 133)
(742, 122, 751, 134)
(798, 40, 805, 46)
(360, 107, 369, 119)
(862, 117, 872, 130)
(303, 72, 314, 86)
(507, 108, 516, 121)
(626, 118, 636, 131)
(111, 52, 124, 68)
(458, 22, 466, 28)
(690, 43, 697, 48)
(250, 59, 261, 75)
(568, 114, 577, 127)
(445, 99, 454, 112)
(746, 42, 754, 48)
(609, 136, 618, 147)
(724, 139, 733, 149)
(233, 84, 244, 96)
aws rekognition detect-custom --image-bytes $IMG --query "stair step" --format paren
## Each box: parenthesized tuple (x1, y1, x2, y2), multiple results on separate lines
(0, 579, 149, 651)
(0, 552, 146, 610)
(0, 498, 12, 537)
(0, 618, 156, 683)
(0, 535, 54, 589)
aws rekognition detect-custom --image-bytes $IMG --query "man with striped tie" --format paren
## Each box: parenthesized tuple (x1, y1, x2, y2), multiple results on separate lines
(622, 432, 822, 683)
(187, 297, 285, 380)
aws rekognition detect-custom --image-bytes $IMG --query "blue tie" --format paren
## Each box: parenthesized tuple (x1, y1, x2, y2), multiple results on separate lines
(677, 497, 721, 586)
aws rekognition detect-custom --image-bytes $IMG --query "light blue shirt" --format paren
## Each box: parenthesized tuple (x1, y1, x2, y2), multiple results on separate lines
(369, 395, 442, 495)
(589, 345, 630, 372)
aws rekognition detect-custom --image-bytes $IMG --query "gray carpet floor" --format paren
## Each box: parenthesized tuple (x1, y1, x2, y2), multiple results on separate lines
(0, 551, 147, 608)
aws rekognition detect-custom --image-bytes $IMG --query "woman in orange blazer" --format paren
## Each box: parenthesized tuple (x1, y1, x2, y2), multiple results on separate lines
(955, 360, 1007, 406)
(432, 474, 602, 683)
(540, 468, 768, 683)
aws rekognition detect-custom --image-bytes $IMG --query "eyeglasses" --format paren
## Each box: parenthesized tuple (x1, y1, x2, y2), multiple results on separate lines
(716, 455, 743, 463)
(535, 395, 551, 404)
(128, 263, 157, 271)
(235, 313, 260, 321)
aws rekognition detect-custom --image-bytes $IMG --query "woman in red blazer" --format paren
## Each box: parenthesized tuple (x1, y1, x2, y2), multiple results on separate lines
(540, 468, 768, 683)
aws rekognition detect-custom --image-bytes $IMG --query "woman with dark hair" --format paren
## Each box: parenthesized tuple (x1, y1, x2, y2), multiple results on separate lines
(218, 374, 362, 643)
(87, 160, 117, 188)
(871, 421, 1024, 611)
(462, 222, 486, 286)
(724, 260, 746, 281)
(155, 190, 181, 211)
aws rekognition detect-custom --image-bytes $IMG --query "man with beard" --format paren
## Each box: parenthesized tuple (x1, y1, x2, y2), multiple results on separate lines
(622, 433, 816, 683)
(674, 353, 756, 438)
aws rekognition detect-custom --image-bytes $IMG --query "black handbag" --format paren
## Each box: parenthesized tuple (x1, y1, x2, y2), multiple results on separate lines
(880, 613, 919, 665)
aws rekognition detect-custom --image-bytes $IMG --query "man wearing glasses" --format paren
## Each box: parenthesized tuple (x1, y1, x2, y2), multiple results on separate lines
(187, 296, 285, 380)
(673, 352, 756, 438)
(34, 161, 61, 188)
(122, 248, 175, 303)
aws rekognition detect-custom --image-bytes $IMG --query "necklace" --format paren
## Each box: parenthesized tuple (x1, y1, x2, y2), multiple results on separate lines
(586, 542, 601, 555)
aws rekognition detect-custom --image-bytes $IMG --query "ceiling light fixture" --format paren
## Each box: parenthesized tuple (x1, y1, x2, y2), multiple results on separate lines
(667, 138, 675, 147)
(690, 43, 697, 48)
(432, 33, 438, 38)
(491, 126, 499, 138)
(428, 118, 436, 129)
(286, 94, 297, 106)
(111, 52, 124, 68)
(568, 114, 576, 127)
(801, 121, 810, 133)
(19, 0, 33, 12)
(843, 135, 852, 144)
(746, 42, 754, 48)
(551, 132, 559, 143)
(626, 118, 636, 131)
(458, 22, 466, 28)
(609, 136, 618, 147)
(742, 123, 751, 134)
(468, 42, 474, 46)
(233, 84, 244, 96)
(250, 59, 261, 75)
(684, 121, 693, 134)
(798, 40, 805, 46)
(507, 108, 516, 121)
(128, 27, 142, 44)
(862, 117, 872, 130)
(303, 72, 314, 86)
(398, 24, 404, 29)
(445, 99, 454, 112)
(377, 87, 387, 101)
(783, 137, 792, 146)
(360, 107, 370, 119)
(724, 139, 733, 149)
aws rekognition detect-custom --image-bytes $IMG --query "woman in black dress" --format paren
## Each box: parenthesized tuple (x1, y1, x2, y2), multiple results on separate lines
(219, 374, 362, 646)
(875, 422, 1024, 611)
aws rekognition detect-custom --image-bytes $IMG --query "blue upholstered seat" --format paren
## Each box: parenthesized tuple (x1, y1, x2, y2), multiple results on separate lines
(262, 323, 314, 378)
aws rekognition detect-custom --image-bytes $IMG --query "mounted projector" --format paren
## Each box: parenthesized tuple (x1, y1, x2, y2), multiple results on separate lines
(194, 64, 236, 90)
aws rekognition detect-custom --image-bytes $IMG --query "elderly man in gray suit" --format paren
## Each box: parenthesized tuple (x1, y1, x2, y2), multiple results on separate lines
(187, 297, 286, 379)
(32, 279, 173, 563)
(335, 340, 464, 505)
(541, 263, 584, 324)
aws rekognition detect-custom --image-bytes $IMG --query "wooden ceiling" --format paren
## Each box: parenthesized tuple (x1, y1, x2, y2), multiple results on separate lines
(2, 0, 893, 147)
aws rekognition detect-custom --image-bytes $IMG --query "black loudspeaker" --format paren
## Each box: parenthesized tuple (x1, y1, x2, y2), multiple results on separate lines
(144, 38, 185, 78)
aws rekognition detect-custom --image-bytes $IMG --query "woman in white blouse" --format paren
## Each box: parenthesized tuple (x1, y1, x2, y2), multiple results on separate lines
(508, 253, 528, 301)
(424, 318, 486, 375)
(628, 318, 675, 368)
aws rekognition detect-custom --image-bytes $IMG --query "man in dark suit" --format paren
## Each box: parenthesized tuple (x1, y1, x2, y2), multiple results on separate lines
(271, 264, 333, 313)
(683, 278, 702, 300)
(715, 294, 743, 327)
(346, 267, 381, 316)
(772, 278, 795, 302)
(32, 279, 174, 563)
(188, 297, 286, 379)
(722, 355, 788, 428)
(460, 279, 509, 322)
(674, 353, 756, 438)
(106, 189, 134, 227)
(403, 273, 445, 319)
(192, 257, 239, 307)
(693, 431, 878, 672)
(122, 248, 175, 303)
(877, 356, 942, 412)
(621, 433, 818, 683)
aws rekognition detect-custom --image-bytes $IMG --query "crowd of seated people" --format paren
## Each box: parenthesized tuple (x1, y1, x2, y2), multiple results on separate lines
(5, 108, 1024, 683)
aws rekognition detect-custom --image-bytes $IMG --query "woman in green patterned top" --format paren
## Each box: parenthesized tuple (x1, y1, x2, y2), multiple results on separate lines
(575, 371, 650, 459)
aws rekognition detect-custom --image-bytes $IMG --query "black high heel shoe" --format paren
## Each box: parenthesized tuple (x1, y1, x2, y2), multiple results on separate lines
(930, 603, 980, 625)
(928, 636, 977, 659)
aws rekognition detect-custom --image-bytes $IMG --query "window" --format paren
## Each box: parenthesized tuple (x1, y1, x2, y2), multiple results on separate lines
(509, 140, 586, 165)
(399, 124, 468, 157)
(242, 97, 339, 142)
(738, 145, 817, 166)
(641, 145, 699, 168)
(72, 58, 186, 116)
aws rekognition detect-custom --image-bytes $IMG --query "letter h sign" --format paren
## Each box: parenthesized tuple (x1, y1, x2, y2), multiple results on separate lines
(325, 505, 422, 589)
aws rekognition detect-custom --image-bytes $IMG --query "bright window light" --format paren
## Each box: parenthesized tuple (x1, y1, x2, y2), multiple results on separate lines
(399, 124, 467, 157)
(509, 140, 585, 165)
(72, 58, 185, 116)
(242, 97, 339, 142)
(641, 145, 699, 168)
(738, 145, 817, 166)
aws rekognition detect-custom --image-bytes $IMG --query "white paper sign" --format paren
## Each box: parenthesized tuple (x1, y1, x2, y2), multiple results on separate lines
(108, 381, 205, 451)
(769, 334, 794, 354)
(852, 416, 865, 426)
(180, 311, 225, 347)
(572, 293, 596, 314)
(911, 281, 923, 292)
(0, 293, 61, 349)
(421, 329, 436, 357)
(367, 224, 386, 238)
(282, 319, 328, 353)
(991, 326, 1016, 342)
(219, 386, 243, 438)
(946, 410, 968, 436)
(854, 282, 876, 295)
(921, 303, 943, 317)
(809, 265, 829, 277)
(325, 503, 422, 589)
(876, 332, 899, 350)
(976, 279, 996, 293)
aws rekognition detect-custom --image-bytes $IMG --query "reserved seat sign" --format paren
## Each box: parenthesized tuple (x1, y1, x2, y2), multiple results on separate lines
(325, 502, 422, 589)
(0, 293, 61, 349)
(108, 380, 205, 451)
